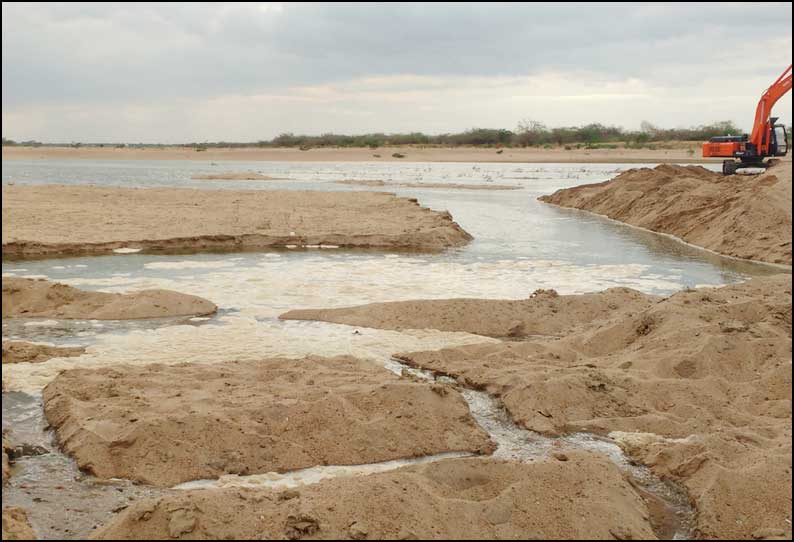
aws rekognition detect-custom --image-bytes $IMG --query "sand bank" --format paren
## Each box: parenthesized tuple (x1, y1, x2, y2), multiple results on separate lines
(394, 275, 792, 539)
(2, 340, 86, 364)
(540, 162, 793, 265)
(2, 143, 726, 164)
(43, 356, 493, 487)
(2, 277, 217, 320)
(335, 179, 521, 190)
(92, 453, 656, 540)
(1, 185, 471, 259)
(191, 172, 285, 181)
(281, 287, 656, 338)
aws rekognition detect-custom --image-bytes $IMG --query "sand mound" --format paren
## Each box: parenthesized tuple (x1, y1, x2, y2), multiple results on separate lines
(43, 356, 493, 487)
(191, 172, 284, 181)
(2, 341, 86, 364)
(2, 277, 217, 320)
(540, 163, 793, 265)
(336, 179, 521, 190)
(2, 185, 472, 259)
(396, 275, 792, 539)
(91, 453, 656, 540)
(281, 288, 656, 338)
(1, 508, 35, 540)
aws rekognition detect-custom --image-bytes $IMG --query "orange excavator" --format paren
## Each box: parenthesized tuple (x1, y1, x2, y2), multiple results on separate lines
(702, 64, 792, 174)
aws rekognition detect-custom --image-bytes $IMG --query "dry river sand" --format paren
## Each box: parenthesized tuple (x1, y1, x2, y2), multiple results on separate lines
(42, 356, 493, 487)
(2, 277, 217, 320)
(1, 185, 471, 259)
(91, 453, 657, 540)
(540, 162, 793, 266)
(1, 508, 35, 541)
(375, 276, 792, 540)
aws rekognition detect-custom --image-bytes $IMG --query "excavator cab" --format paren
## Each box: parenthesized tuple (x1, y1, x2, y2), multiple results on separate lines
(770, 123, 788, 157)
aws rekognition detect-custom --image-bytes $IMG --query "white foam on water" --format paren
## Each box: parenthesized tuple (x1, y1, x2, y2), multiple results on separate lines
(55, 258, 684, 320)
(22, 320, 60, 327)
(174, 452, 472, 491)
(1, 318, 495, 393)
(143, 260, 237, 270)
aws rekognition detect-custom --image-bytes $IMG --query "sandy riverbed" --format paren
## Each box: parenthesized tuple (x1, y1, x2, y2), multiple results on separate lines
(383, 276, 792, 539)
(2, 143, 732, 164)
(43, 355, 493, 487)
(1, 185, 471, 259)
(3, 277, 217, 320)
(281, 287, 656, 338)
(540, 162, 793, 266)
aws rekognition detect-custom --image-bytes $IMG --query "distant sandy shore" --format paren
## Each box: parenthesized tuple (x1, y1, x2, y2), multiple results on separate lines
(1, 144, 738, 164)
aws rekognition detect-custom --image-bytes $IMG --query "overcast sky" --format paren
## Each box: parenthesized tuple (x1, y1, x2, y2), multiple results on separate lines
(2, 2, 792, 143)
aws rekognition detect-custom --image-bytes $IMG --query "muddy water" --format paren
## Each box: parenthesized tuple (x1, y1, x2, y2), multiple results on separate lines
(1, 160, 780, 539)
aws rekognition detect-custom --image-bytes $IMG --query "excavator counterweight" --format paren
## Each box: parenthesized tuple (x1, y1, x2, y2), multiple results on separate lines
(702, 64, 792, 174)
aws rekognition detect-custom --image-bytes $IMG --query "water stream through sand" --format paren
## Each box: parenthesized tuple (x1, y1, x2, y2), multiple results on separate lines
(3, 160, 784, 539)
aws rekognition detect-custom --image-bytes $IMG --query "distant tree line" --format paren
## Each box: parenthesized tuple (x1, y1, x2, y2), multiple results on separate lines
(4, 120, 786, 149)
(181, 120, 750, 149)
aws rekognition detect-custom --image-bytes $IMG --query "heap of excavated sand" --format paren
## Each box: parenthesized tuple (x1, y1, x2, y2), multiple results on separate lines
(2, 341, 86, 364)
(281, 288, 656, 338)
(2, 277, 217, 320)
(1, 185, 472, 259)
(191, 172, 284, 180)
(43, 356, 494, 487)
(396, 275, 792, 539)
(91, 453, 657, 540)
(540, 163, 793, 265)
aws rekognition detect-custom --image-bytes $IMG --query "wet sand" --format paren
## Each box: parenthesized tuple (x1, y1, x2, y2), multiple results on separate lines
(43, 356, 493, 487)
(2, 143, 727, 164)
(3, 277, 217, 319)
(2, 341, 86, 365)
(1, 185, 472, 259)
(390, 276, 792, 539)
(91, 453, 657, 540)
(281, 287, 657, 338)
(540, 162, 793, 266)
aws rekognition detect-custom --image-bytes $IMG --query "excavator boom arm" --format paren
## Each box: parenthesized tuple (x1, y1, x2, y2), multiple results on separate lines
(749, 64, 792, 148)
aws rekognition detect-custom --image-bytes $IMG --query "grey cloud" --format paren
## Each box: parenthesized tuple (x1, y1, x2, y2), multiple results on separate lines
(3, 2, 792, 108)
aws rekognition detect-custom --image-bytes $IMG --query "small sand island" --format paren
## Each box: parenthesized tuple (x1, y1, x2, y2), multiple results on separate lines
(1, 185, 472, 259)
(2, 277, 217, 320)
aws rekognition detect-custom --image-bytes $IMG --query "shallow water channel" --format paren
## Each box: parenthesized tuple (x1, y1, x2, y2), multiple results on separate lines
(2, 160, 787, 539)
